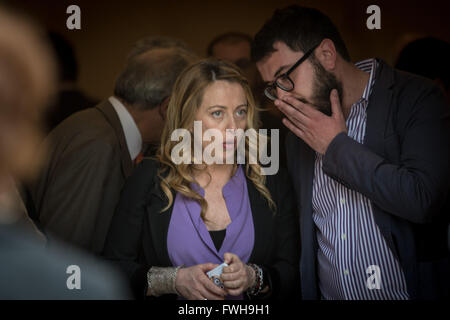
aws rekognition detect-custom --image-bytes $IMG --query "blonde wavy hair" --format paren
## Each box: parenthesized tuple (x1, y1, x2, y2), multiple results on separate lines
(156, 58, 276, 219)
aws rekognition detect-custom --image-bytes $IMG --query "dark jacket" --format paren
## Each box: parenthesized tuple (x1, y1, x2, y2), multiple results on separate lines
(287, 59, 450, 300)
(31, 100, 134, 255)
(103, 159, 300, 300)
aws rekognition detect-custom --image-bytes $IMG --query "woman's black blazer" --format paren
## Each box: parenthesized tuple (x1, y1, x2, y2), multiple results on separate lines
(103, 159, 300, 300)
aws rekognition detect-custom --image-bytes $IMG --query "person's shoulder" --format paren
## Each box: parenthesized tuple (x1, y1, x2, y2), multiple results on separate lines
(116, 158, 165, 207)
(0, 225, 131, 299)
(126, 157, 162, 187)
(392, 69, 447, 119)
(46, 106, 120, 154)
(51, 105, 102, 130)
(285, 130, 309, 154)
(135, 157, 161, 173)
(394, 69, 437, 93)
(263, 166, 292, 191)
(376, 60, 446, 116)
(48, 102, 115, 141)
(377, 60, 439, 97)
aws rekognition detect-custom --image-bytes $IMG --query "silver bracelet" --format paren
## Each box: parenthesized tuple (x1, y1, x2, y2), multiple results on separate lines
(247, 264, 263, 297)
(146, 266, 182, 297)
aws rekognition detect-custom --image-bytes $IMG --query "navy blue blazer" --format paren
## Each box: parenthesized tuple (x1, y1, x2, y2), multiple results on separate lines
(286, 59, 450, 300)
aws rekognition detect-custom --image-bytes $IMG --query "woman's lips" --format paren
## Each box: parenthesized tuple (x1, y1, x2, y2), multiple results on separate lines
(223, 137, 237, 150)
(223, 141, 235, 150)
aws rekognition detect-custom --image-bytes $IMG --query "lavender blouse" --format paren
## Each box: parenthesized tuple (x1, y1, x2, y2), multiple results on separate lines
(166, 166, 255, 299)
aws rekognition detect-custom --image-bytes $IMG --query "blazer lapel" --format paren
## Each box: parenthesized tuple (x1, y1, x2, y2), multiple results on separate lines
(96, 100, 134, 178)
(247, 177, 272, 263)
(287, 133, 320, 298)
(146, 179, 173, 267)
(364, 59, 396, 154)
(363, 59, 398, 255)
(296, 138, 317, 253)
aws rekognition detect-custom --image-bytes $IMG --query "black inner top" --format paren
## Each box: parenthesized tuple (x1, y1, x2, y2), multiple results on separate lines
(209, 229, 226, 252)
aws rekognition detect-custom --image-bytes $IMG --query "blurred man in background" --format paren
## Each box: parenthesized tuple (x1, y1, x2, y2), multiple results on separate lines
(395, 36, 450, 104)
(44, 31, 98, 133)
(0, 6, 130, 299)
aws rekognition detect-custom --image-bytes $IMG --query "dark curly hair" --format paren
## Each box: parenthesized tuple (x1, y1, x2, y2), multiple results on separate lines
(251, 5, 350, 63)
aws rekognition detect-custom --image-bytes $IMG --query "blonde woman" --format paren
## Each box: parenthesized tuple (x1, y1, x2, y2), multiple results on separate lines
(104, 59, 299, 300)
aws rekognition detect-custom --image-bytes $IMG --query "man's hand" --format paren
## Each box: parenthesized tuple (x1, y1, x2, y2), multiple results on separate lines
(275, 89, 347, 155)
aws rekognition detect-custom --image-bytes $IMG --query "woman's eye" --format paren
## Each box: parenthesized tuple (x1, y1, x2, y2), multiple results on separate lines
(236, 109, 247, 116)
(212, 110, 222, 118)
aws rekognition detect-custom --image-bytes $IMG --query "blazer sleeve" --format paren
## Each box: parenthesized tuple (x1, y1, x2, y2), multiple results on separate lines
(264, 169, 301, 300)
(103, 160, 156, 299)
(322, 84, 450, 224)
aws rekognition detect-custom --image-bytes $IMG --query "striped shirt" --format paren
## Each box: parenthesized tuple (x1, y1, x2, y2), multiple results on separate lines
(312, 59, 409, 300)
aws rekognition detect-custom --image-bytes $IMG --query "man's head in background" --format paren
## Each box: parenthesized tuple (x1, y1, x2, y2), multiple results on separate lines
(395, 37, 450, 103)
(127, 36, 191, 62)
(46, 31, 78, 86)
(43, 31, 98, 132)
(0, 6, 55, 184)
(114, 39, 198, 145)
(207, 32, 252, 67)
(208, 32, 265, 106)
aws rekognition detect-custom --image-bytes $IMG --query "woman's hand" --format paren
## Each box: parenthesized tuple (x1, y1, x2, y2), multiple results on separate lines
(175, 263, 227, 300)
(221, 253, 255, 296)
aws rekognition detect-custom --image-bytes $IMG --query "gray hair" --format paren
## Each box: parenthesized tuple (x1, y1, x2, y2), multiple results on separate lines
(114, 46, 197, 110)
(127, 36, 191, 62)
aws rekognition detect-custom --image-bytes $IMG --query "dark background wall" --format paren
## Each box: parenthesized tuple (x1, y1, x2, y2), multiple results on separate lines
(9, 0, 450, 101)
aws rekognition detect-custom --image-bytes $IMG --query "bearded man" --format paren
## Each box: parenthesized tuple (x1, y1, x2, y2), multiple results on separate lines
(252, 5, 450, 300)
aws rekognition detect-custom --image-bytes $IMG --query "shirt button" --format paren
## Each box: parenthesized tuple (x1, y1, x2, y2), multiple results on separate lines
(344, 269, 349, 275)
(340, 198, 346, 204)
(341, 233, 347, 240)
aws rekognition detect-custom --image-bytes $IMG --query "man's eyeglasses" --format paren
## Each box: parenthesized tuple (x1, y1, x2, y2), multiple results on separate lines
(264, 43, 320, 101)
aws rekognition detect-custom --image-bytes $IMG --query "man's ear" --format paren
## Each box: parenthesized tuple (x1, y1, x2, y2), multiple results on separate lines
(316, 39, 337, 71)
(158, 97, 170, 120)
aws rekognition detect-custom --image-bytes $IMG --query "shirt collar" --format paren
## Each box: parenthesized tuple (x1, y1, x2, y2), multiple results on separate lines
(354, 58, 378, 102)
(190, 165, 245, 198)
(108, 96, 142, 161)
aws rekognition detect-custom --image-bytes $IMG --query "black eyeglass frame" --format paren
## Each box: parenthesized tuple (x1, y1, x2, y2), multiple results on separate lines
(264, 43, 320, 101)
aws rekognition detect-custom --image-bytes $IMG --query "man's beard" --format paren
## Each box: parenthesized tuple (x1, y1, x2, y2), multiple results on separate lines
(308, 55, 343, 116)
